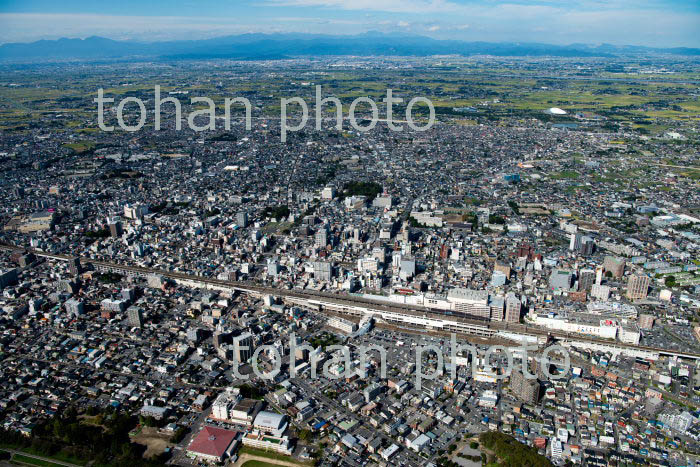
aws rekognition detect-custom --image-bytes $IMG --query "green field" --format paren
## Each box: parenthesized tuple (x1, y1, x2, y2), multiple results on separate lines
(242, 461, 281, 467)
(2, 59, 700, 138)
(239, 446, 311, 465)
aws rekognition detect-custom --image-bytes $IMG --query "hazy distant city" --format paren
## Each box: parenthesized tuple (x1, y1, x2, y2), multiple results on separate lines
(0, 1, 699, 467)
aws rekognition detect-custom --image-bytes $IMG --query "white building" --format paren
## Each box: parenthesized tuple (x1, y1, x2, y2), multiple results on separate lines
(532, 312, 618, 340)
(327, 316, 358, 334)
(590, 284, 611, 301)
(479, 390, 498, 408)
(253, 411, 288, 437)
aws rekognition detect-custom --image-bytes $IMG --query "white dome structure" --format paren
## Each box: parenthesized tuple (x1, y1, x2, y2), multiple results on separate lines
(546, 107, 567, 115)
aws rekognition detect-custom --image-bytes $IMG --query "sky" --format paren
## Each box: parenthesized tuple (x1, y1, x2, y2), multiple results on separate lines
(0, 0, 698, 47)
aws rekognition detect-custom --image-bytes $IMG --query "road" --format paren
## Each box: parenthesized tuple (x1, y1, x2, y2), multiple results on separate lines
(0, 449, 82, 467)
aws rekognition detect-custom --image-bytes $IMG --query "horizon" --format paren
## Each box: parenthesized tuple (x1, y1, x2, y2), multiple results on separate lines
(2, 31, 699, 50)
(0, 0, 698, 48)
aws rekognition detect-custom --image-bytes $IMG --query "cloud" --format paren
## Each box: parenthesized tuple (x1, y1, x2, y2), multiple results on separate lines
(0, 3, 697, 47)
(0, 13, 372, 43)
(265, 0, 460, 14)
(0, 13, 256, 42)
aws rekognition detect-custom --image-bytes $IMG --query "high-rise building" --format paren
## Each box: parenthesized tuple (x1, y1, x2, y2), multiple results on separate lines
(447, 288, 491, 320)
(590, 284, 611, 301)
(267, 259, 281, 277)
(314, 227, 328, 248)
(313, 261, 333, 282)
(580, 236, 595, 256)
(233, 333, 254, 363)
(510, 369, 540, 405)
(133, 243, 145, 257)
(570, 233, 594, 255)
(236, 211, 249, 228)
(578, 269, 596, 292)
(109, 221, 123, 238)
(18, 253, 36, 268)
(491, 271, 507, 287)
(124, 204, 149, 220)
(399, 258, 416, 280)
(549, 269, 573, 291)
(147, 274, 164, 289)
(440, 243, 449, 260)
(505, 293, 521, 323)
(569, 233, 582, 251)
(603, 256, 625, 278)
(68, 257, 81, 275)
(595, 265, 604, 285)
(638, 313, 655, 330)
(517, 243, 534, 261)
(64, 299, 84, 317)
(127, 307, 143, 328)
(122, 288, 136, 302)
(627, 274, 651, 300)
(494, 261, 511, 278)
(0, 269, 18, 289)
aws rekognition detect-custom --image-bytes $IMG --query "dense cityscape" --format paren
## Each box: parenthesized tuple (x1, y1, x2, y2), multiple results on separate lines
(0, 24, 699, 467)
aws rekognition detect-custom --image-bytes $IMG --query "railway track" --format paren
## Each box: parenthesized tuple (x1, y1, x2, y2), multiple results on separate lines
(2, 243, 700, 359)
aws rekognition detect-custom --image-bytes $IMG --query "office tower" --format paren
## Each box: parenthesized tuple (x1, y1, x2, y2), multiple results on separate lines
(399, 258, 416, 280)
(569, 233, 582, 251)
(233, 333, 254, 363)
(314, 227, 328, 248)
(595, 265, 604, 285)
(549, 269, 573, 291)
(127, 307, 143, 328)
(505, 293, 521, 323)
(122, 288, 136, 302)
(59, 280, 78, 294)
(68, 257, 81, 275)
(124, 204, 149, 220)
(491, 271, 507, 287)
(18, 253, 36, 268)
(267, 259, 281, 277)
(447, 288, 491, 320)
(603, 256, 625, 278)
(494, 262, 511, 278)
(440, 243, 449, 259)
(236, 211, 249, 228)
(627, 274, 651, 300)
(147, 274, 164, 289)
(590, 284, 611, 301)
(638, 314, 655, 330)
(109, 221, 123, 238)
(580, 236, 595, 256)
(0, 269, 18, 289)
(510, 369, 540, 405)
(489, 296, 505, 321)
(313, 261, 333, 281)
(578, 269, 596, 292)
(64, 299, 84, 317)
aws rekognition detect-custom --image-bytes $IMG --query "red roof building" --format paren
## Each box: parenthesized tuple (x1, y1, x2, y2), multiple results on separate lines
(187, 425, 238, 463)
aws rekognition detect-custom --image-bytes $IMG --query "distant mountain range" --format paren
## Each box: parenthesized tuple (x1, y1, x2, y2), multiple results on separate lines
(0, 32, 698, 63)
